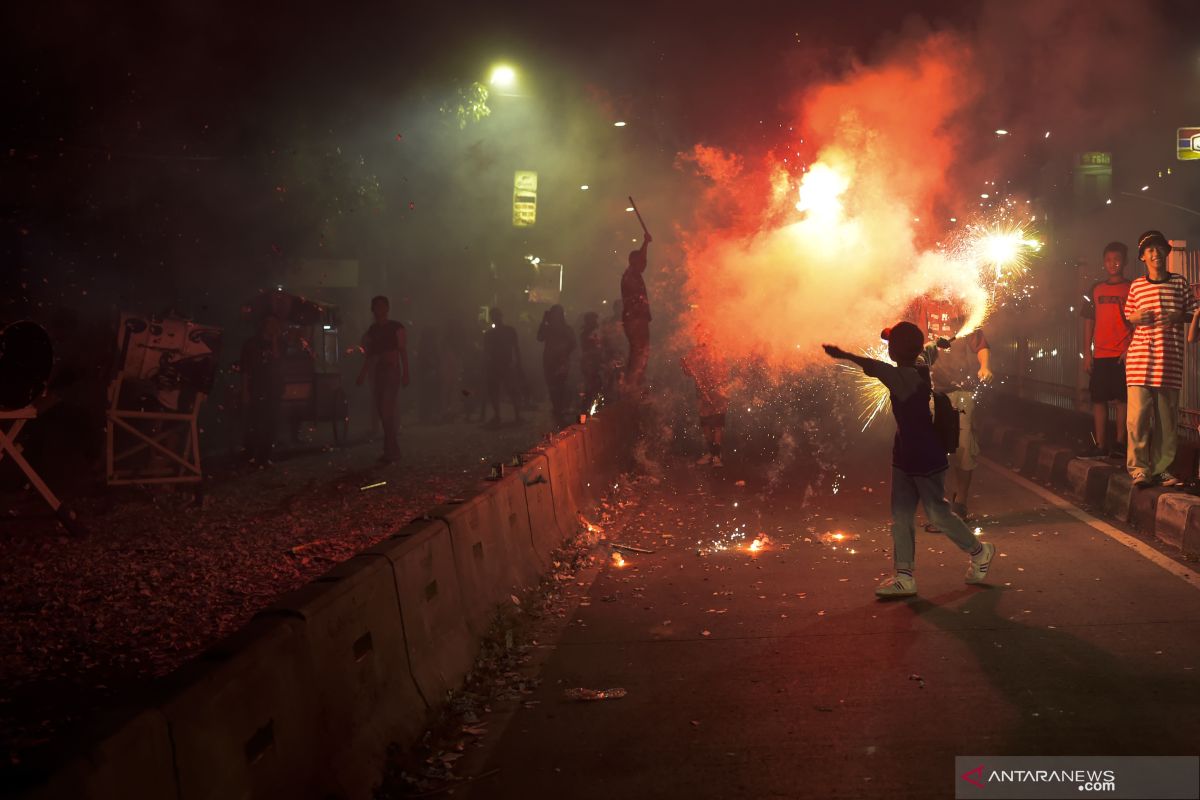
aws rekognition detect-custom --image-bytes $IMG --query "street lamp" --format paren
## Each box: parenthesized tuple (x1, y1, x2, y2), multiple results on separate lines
(490, 65, 517, 89)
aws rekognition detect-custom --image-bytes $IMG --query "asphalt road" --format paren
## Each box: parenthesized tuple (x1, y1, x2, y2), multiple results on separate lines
(453, 440, 1200, 800)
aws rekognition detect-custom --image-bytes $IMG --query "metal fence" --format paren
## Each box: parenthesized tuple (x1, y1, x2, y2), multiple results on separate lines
(989, 246, 1200, 442)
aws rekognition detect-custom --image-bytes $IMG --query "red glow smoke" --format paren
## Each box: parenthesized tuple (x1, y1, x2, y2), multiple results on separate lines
(676, 33, 980, 370)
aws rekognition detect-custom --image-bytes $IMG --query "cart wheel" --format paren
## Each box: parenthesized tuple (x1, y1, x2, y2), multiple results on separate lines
(55, 505, 86, 536)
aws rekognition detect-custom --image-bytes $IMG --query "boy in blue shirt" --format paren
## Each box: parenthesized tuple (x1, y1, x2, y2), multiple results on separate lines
(823, 322, 997, 597)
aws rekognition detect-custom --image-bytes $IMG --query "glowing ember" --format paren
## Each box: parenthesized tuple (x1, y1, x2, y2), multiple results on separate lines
(579, 516, 604, 534)
(818, 530, 858, 544)
(611, 552, 626, 568)
(748, 535, 770, 553)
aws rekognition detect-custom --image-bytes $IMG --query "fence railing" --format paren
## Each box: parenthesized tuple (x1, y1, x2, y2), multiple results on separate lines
(989, 247, 1200, 442)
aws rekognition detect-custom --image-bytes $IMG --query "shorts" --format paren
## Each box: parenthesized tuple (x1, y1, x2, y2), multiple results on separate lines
(699, 413, 727, 428)
(1088, 357, 1126, 404)
(946, 389, 979, 472)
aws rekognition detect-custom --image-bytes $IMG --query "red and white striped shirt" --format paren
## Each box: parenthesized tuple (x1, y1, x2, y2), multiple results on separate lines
(1123, 273, 1197, 389)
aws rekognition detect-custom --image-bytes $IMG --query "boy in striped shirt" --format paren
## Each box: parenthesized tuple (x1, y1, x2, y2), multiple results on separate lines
(1123, 230, 1195, 487)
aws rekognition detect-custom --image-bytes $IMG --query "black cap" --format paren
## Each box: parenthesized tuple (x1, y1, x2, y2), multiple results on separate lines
(881, 321, 924, 359)
(1137, 230, 1169, 257)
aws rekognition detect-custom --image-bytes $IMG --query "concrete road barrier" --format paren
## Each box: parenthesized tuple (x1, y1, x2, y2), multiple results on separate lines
(543, 438, 584, 535)
(1012, 434, 1043, 475)
(1065, 458, 1118, 508)
(518, 453, 567, 566)
(262, 554, 426, 800)
(365, 519, 477, 710)
(1102, 472, 1135, 522)
(1155, 493, 1200, 556)
(1129, 485, 1169, 533)
(436, 490, 536, 636)
(160, 616, 318, 800)
(23, 709, 175, 800)
(1034, 445, 1075, 486)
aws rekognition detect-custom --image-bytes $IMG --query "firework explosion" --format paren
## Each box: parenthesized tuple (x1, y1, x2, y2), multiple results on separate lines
(675, 33, 1039, 373)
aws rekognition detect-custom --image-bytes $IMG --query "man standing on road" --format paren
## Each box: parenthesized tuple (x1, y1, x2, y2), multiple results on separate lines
(1125, 230, 1195, 488)
(914, 298, 992, 522)
(483, 307, 524, 427)
(621, 233, 652, 391)
(1081, 241, 1133, 459)
(357, 295, 409, 464)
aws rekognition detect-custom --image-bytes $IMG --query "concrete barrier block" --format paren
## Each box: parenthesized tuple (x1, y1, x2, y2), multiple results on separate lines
(999, 428, 1024, 464)
(1034, 445, 1075, 487)
(23, 709, 176, 800)
(565, 426, 595, 507)
(1065, 458, 1118, 508)
(985, 424, 1010, 450)
(1129, 486, 1169, 533)
(543, 439, 583, 532)
(489, 472, 542, 588)
(161, 616, 318, 800)
(1102, 471, 1135, 522)
(436, 490, 534, 635)
(518, 453, 567, 566)
(365, 519, 477, 708)
(1154, 493, 1200, 552)
(1012, 434, 1043, 474)
(264, 554, 427, 799)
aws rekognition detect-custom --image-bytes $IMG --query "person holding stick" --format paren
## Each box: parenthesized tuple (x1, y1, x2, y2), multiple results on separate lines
(621, 196, 653, 391)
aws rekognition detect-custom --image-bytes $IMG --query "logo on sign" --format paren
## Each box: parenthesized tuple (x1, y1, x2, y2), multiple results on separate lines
(1178, 127, 1200, 161)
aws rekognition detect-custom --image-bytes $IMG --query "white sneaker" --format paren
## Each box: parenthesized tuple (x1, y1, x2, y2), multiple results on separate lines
(875, 573, 917, 598)
(695, 453, 713, 465)
(711, 455, 723, 468)
(965, 542, 996, 584)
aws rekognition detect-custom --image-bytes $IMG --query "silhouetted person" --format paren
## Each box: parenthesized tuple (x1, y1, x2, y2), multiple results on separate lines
(600, 299, 624, 396)
(579, 311, 602, 416)
(621, 233, 652, 389)
(537, 304, 576, 428)
(357, 296, 409, 463)
(483, 307, 523, 426)
(241, 314, 284, 465)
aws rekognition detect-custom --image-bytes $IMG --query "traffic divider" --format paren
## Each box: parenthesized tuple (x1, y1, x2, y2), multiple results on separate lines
(159, 615, 318, 800)
(435, 487, 539, 637)
(1012, 434, 1043, 475)
(1065, 458, 1118, 508)
(262, 554, 427, 800)
(543, 437, 584, 534)
(1034, 445, 1074, 486)
(364, 519, 477, 710)
(23, 708, 175, 800)
(517, 453, 566, 566)
(1155, 493, 1200, 557)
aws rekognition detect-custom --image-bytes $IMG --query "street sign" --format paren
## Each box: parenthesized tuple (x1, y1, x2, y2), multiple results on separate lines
(1178, 128, 1200, 161)
(513, 170, 537, 227)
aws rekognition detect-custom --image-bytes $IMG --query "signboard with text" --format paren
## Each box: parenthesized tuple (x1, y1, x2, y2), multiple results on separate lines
(513, 170, 537, 227)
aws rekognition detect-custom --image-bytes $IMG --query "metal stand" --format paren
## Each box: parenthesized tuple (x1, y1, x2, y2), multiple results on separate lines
(105, 375, 205, 487)
(0, 406, 83, 534)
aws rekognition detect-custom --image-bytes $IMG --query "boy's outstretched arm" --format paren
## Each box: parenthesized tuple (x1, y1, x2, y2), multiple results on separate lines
(822, 344, 884, 372)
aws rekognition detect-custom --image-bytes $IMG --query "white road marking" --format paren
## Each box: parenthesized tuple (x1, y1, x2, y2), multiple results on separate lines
(979, 456, 1199, 589)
